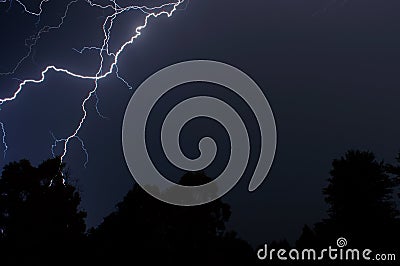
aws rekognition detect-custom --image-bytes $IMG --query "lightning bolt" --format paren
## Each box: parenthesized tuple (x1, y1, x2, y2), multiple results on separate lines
(14, 0, 50, 16)
(0, 122, 7, 159)
(0, 0, 78, 77)
(0, 0, 186, 178)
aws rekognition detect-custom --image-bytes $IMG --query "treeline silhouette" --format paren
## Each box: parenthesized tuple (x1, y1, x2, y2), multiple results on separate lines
(293, 151, 400, 265)
(0, 150, 399, 265)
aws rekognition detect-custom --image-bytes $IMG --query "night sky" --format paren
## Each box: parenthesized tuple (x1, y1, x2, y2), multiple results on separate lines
(1, 0, 400, 246)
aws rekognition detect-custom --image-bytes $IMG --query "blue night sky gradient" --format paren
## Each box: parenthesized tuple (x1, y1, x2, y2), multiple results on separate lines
(0, 0, 400, 246)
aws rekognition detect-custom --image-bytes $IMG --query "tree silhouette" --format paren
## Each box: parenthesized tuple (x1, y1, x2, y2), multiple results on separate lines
(88, 171, 254, 266)
(0, 158, 86, 266)
(387, 152, 400, 198)
(297, 150, 400, 250)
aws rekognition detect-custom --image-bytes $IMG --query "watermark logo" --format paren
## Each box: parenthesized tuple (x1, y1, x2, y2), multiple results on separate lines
(122, 60, 277, 206)
(257, 237, 397, 262)
(336, 237, 347, 248)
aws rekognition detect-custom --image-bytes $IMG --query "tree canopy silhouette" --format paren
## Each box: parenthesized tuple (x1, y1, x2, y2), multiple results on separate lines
(2, 151, 399, 265)
(297, 150, 400, 250)
(387, 152, 400, 197)
(0, 158, 86, 266)
(88, 171, 254, 266)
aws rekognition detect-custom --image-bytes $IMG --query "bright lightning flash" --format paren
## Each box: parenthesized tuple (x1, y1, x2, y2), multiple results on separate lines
(0, 0, 185, 180)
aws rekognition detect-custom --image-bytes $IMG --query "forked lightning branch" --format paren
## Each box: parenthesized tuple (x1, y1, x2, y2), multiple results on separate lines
(0, 0, 185, 167)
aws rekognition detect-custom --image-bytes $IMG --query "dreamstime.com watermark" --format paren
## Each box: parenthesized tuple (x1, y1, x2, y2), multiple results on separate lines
(122, 60, 277, 206)
(257, 237, 397, 262)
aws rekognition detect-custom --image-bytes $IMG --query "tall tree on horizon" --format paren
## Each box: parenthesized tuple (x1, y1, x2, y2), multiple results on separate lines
(0, 158, 86, 266)
(386, 152, 400, 198)
(297, 150, 400, 249)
